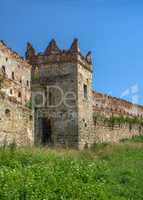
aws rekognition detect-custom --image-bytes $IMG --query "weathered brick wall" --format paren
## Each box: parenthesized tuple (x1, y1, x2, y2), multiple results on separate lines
(0, 41, 31, 106)
(27, 39, 93, 149)
(91, 91, 143, 145)
(0, 41, 33, 146)
(0, 92, 34, 145)
(32, 62, 79, 148)
(27, 39, 80, 148)
(77, 61, 94, 150)
(93, 124, 142, 144)
(93, 91, 143, 117)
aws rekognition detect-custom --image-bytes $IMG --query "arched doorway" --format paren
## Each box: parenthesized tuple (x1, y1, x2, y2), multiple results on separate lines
(41, 118, 52, 145)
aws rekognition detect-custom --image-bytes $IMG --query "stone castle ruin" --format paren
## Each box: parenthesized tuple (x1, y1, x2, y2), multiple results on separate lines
(0, 40, 33, 145)
(0, 39, 143, 149)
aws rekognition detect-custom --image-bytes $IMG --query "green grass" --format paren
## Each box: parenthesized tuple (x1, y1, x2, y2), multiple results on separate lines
(0, 142, 143, 200)
(121, 134, 143, 143)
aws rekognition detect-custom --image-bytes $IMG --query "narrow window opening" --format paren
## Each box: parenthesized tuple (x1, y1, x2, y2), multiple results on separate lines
(49, 91, 52, 106)
(27, 80, 29, 87)
(10, 89, 13, 95)
(83, 84, 88, 99)
(5, 109, 11, 117)
(12, 72, 15, 80)
(2, 65, 6, 75)
(18, 92, 21, 98)
(129, 124, 132, 131)
(29, 115, 32, 121)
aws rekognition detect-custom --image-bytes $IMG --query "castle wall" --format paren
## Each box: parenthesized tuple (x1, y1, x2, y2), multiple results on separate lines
(93, 91, 143, 117)
(26, 37, 143, 149)
(27, 39, 94, 150)
(28, 39, 143, 150)
(92, 91, 143, 144)
(32, 61, 79, 148)
(0, 41, 31, 106)
(0, 41, 34, 146)
(0, 92, 33, 145)
(77, 62, 94, 149)
(93, 124, 142, 144)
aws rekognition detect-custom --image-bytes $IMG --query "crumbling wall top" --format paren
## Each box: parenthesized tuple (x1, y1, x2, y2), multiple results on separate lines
(93, 91, 143, 117)
(0, 40, 31, 69)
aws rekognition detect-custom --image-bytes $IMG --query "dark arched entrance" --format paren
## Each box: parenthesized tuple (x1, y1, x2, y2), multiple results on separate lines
(41, 118, 52, 145)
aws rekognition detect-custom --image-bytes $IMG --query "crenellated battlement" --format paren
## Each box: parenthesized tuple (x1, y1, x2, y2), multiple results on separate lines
(26, 39, 92, 72)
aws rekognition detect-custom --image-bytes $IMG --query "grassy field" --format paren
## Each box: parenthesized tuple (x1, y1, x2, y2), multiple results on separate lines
(0, 139, 143, 199)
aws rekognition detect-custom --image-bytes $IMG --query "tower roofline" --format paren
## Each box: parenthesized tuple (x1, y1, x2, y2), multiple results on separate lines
(26, 39, 92, 71)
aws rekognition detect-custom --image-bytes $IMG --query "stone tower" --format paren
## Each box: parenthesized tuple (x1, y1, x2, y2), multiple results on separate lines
(26, 39, 93, 149)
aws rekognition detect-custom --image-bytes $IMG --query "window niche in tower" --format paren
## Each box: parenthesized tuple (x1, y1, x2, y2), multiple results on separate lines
(2, 65, 6, 76)
(10, 89, 13, 95)
(5, 109, 11, 118)
(18, 91, 21, 98)
(12, 72, 15, 80)
(27, 80, 29, 87)
(83, 84, 88, 99)
(49, 91, 52, 106)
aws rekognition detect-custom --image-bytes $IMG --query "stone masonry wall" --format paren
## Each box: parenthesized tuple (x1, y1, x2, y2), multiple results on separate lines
(93, 123, 142, 144)
(0, 40, 33, 146)
(0, 41, 31, 106)
(91, 91, 143, 145)
(32, 61, 79, 148)
(0, 92, 34, 146)
(77, 62, 94, 150)
(27, 39, 143, 149)
(93, 91, 143, 117)
(27, 39, 93, 150)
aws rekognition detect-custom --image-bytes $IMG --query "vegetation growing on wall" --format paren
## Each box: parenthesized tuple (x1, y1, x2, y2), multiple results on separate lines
(33, 68, 40, 81)
(93, 112, 143, 128)
(25, 99, 32, 109)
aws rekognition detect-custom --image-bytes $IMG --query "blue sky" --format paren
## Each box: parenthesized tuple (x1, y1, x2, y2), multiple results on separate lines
(0, 0, 143, 104)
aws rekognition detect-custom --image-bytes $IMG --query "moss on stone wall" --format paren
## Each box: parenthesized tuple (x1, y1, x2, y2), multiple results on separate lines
(25, 99, 32, 109)
(93, 112, 143, 128)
